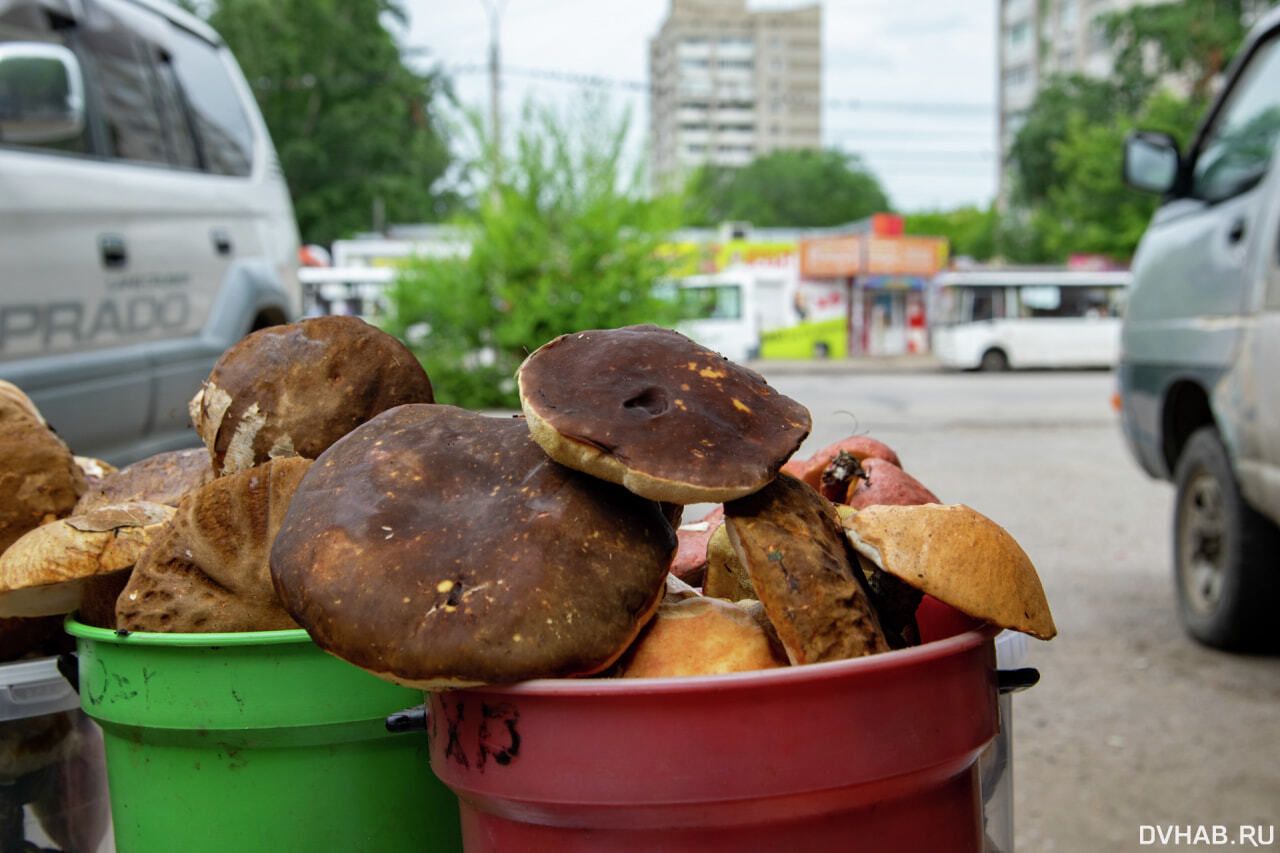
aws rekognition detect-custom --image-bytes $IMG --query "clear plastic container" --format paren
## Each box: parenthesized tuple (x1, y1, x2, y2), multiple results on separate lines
(0, 655, 112, 852)
(981, 630, 1030, 853)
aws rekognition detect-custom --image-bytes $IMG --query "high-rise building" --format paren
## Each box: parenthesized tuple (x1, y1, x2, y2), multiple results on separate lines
(997, 0, 1165, 204)
(648, 0, 822, 192)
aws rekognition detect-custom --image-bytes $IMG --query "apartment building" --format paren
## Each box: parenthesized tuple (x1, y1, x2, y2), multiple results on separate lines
(997, 0, 1165, 203)
(648, 0, 822, 192)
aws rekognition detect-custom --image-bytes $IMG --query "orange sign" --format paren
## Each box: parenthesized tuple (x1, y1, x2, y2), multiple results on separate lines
(800, 236, 863, 277)
(800, 234, 948, 278)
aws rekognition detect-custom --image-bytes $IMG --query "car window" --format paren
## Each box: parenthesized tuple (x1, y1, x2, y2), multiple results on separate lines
(1190, 33, 1280, 203)
(165, 25, 252, 176)
(77, 23, 171, 165)
(150, 49, 200, 169)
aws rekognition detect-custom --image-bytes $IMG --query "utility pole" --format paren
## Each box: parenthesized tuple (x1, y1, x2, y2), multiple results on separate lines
(481, 0, 507, 196)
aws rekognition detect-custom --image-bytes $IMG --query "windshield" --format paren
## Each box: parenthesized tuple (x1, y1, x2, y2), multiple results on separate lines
(681, 284, 743, 320)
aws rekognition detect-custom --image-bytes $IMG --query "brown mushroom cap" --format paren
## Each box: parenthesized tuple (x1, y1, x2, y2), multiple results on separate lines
(116, 457, 312, 633)
(841, 503, 1057, 640)
(0, 394, 86, 553)
(269, 404, 677, 689)
(518, 325, 812, 504)
(73, 448, 214, 514)
(0, 502, 175, 618)
(189, 315, 435, 476)
(724, 473, 889, 664)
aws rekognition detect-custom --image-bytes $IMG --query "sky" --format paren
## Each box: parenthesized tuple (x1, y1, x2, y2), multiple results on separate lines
(395, 1, 998, 213)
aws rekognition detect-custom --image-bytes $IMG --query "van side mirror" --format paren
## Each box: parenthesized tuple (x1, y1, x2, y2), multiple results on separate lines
(1122, 130, 1180, 195)
(0, 42, 86, 145)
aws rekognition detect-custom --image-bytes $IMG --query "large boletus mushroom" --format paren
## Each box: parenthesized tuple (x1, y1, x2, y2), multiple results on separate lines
(841, 503, 1057, 640)
(0, 388, 86, 553)
(724, 473, 890, 664)
(188, 315, 435, 476)
(0, 502, 174, 621)
(270, 404, 677, 689)
(517, 325, 812, 504)
(116, 456, 312, 633)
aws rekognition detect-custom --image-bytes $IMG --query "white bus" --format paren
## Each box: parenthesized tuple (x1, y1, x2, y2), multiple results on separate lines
(930, 268, 1131, 370)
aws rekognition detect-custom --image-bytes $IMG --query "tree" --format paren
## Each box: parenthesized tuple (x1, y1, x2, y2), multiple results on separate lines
(1000, 90, 1199, 264)
(1106, 0, 1260, 101)
(681, 149, 890, 227)
(903, 206, 999, 262)
(1042, 92, 1206, 261)
(1006, 74, 1145, 208)
(206, 0, 456, 245)
(379, 97, 686, 410)
(1002, 1, 1258, 262)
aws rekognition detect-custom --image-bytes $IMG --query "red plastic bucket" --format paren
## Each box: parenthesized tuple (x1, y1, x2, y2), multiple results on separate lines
(427, 599, 999, 852)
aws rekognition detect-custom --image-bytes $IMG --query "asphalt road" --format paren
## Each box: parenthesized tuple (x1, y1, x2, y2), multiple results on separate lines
(753, 365, 1280, 853)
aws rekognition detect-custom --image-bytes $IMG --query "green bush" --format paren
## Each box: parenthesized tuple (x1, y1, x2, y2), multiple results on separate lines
(380, 98, 686, 410)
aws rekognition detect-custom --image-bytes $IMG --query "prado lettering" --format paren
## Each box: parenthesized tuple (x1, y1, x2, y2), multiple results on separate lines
(0, 294, 192, 352)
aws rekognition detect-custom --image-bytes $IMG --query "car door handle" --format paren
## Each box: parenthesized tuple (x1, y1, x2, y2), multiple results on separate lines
(211, 228, 233, 256)
(1227, 218, 1246, 244)
(99, 233, 127, 268)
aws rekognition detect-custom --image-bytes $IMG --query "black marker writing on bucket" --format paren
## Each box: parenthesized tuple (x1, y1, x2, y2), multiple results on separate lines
(478, 703, 521, 770)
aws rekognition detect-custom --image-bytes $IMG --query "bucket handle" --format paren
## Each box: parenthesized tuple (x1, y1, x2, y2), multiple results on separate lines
(997, 667, 1040, 694)
(386, 704, 428, 733)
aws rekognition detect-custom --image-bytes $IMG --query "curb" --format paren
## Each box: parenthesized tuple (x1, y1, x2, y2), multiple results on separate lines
(746, 356, 944, 375)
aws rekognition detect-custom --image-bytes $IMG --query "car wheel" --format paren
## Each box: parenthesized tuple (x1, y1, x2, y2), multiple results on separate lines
(978, 348, 1008, 372)
(1172, 426, 1280, 651)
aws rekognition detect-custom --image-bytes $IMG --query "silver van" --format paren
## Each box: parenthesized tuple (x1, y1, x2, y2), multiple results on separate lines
(0, 0, 300, 465)
(1118, 5, 1280, 650)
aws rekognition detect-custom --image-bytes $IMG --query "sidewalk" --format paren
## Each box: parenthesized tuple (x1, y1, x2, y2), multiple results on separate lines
(745, 353, 944, 375)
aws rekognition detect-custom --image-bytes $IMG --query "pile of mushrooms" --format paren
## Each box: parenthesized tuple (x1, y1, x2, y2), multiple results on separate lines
(270, 323, 1055, 688)
(0, 320, 1055, 691)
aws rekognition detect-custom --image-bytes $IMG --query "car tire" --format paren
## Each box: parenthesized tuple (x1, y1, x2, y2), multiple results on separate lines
(1172, 426, 1280, 651)
(979, 348, 1009, 372)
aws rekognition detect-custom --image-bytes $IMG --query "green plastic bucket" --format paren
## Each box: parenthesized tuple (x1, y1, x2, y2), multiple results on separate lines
(64, 619, 461, 852)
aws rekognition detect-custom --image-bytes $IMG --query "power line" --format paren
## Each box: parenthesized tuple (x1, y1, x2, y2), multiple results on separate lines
(445, 63, 995, 114)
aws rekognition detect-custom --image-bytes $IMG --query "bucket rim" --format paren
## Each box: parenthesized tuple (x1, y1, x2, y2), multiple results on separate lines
(64, 617, 312, 648)
(448, 622, 999, 697)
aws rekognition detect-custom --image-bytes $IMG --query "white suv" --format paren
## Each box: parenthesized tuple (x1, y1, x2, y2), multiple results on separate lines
(0, 0, 300, 465)
(1119, 6, 1280, 650)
